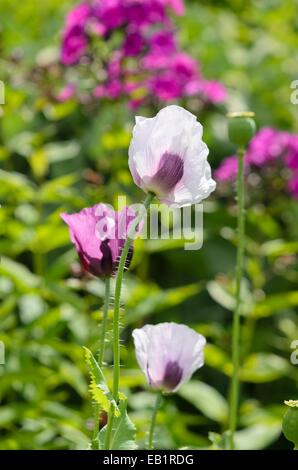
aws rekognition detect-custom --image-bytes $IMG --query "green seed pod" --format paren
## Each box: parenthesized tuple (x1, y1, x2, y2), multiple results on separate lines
(282, 400, 298, 449)
(227, 112, 256, 148)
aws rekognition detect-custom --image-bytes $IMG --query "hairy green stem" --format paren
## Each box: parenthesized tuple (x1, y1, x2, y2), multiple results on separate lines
(148, 392, 163, 450)
(91, 278, 111, 450)
(104, 404, 115, 450)
(104, 192, 155, 450)
(98, 277, 111, 366)
(229, 147, 245, 450)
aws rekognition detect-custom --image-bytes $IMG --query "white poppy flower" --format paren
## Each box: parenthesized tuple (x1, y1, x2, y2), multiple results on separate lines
(128, 105, 216, 207)
(132, 322, 206, 392)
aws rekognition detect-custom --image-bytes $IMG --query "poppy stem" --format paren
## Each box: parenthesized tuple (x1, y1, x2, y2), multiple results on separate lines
(148, 392, 163, 450)
(104, 404, 115, 450)
(229, 147, 245, 449)
(98, 277, 111, 366)
(105, 192, 155, 450)
(91, 277, 111, 450)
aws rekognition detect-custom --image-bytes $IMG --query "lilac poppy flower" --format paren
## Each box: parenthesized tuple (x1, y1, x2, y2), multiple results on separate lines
(133, 322, 206, 392)
(61, 204, 136, 277)
(128, 105, 216, 207)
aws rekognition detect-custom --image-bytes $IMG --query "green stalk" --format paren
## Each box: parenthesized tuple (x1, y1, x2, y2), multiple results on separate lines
(104, 404, 115, 450)
(98, 277, 111, 366)
(91, 277, 111, 450)
(229, 147, 245, 450)
(148, 392, 163, 450)
(104, 192, 155, 450)
(112, 192, 154, 402)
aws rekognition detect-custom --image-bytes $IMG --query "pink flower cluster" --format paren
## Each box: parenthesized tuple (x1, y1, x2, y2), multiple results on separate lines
(59, 0, 226, 107)
(215, 127, 298, 199)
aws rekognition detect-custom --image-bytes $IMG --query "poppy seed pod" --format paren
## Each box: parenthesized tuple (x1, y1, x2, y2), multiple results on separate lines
(282, 400, 298, 449)
(227, 112, 256, 148)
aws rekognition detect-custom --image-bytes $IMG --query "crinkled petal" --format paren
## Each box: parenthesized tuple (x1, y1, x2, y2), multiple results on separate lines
(133, 322, 206, 392)
(128, 105, 216, 206)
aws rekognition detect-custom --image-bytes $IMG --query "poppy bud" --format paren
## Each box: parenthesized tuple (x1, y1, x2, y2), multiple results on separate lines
(227, 112, 256, 148)
(282, 400, 298, 449)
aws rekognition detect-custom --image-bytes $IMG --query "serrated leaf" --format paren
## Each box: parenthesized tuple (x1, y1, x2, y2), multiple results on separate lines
(99, 398, 137, 450)
(179, 381, 228, 423)
(89, 376, 110, 414)
(83, 347, 119, 416)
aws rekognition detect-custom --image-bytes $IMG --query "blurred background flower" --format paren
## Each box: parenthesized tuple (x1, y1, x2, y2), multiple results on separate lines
(59, 0, 227, 108)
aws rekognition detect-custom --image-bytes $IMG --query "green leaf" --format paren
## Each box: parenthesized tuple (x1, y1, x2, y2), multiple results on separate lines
(40, 174, 78, 202)
(205, 347, 289, 383)
(99, 398, 137, 450)
(240, 353, 290, 383)
(207, 279, 254, 315)
(44, 141, 80, 163)
(234, 423, 281, 450)
(126, 282, 202, 324)
(30, 149, 49, 180)
(179, 381, 228, 424)
(253, 291, 298, 318)
(83, 347, 119, 416)
(261, 239, 298, 257)
(0, 170, 35, 201)
(0, 256, 40, 290)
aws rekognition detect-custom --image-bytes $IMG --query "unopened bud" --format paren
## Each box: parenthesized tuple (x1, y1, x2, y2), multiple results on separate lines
(282, 400, 298, 449)
(227, 111, 256, 148)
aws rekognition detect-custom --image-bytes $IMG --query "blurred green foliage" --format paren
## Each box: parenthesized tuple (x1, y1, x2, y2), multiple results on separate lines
(0, 0, 297, 450)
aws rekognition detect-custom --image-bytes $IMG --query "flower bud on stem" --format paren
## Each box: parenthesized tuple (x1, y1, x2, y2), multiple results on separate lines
(227, 112, 256, 450)
(282, 400, 298, 450)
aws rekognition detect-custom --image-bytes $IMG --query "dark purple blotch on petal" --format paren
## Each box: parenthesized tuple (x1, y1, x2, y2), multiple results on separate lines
(162, 360, 183, 391)
(99, 239, 114, 276)
(151, 152, 184, 193)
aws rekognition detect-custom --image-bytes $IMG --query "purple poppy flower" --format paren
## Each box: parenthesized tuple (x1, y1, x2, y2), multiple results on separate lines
(132, 322, 206, 392)
(61, 204, 136, 277)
